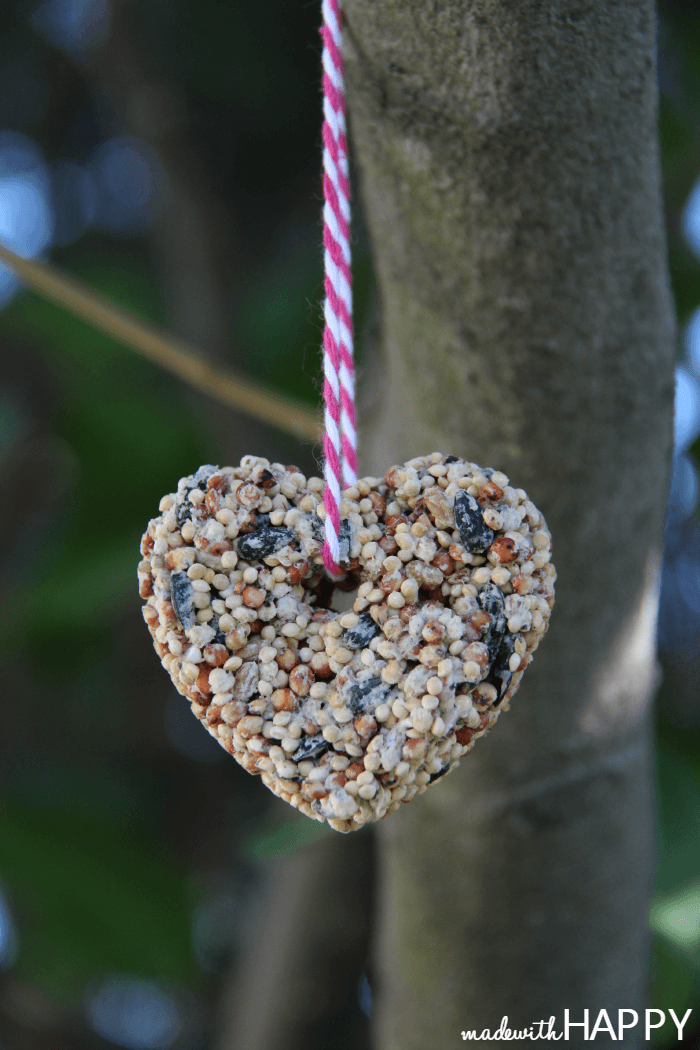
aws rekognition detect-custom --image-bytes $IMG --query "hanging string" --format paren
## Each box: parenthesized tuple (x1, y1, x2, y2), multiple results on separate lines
(321, 0, 356, 576)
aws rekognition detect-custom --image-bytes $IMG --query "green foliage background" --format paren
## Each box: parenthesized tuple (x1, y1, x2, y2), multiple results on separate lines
(0, 1, 697, 1047)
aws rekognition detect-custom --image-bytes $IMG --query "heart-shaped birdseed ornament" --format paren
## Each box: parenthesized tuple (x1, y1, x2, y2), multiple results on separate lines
(138, 453, 555, 832)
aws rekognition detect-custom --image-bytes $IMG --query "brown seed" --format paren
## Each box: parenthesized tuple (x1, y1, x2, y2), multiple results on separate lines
(455, 726, 473, 747)
(276, 648, 299, 672)
(479, 481, 504, 501)
(489, 536, 518, 564)
(384, 467, 401, 488)
(369, 492, 386, 515)
(249, 619, 263, 634)
(385, 514, 409, 535)
(469, 610, 491, 632)
(210, 540, 233, 556)
(203, 643, 228, 666)
(381, 569, 403, 593)
(205, 490, 222, 516)
(327, 772, 347, 790)
(423, 586, 447, 604)
(237, 512, 256, 533)
(237, 482, 263, 509)
(139, 577, 154, 598)
(195, 665, 213, 697)
(225, 625, 250, 650)
(422, 620, 446, 645)
(399, 603, 418, 624)
(354, 714, 377, 740)
(289, 665, 315, 696)
(345, 762, 364, 781)
(378, 535, 399, 555)
(463, 642, 489, 674)
(310, 652, 333, 678)
(288, 560, 310, 586)
(206, 473, 228, 493)
(272, 688, 297, 711)
(243, 585, 265, 608)
(402, 738, 427, 760)
(432, 550, 455, 576)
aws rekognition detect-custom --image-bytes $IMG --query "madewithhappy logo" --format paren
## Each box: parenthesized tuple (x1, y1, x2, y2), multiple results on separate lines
(461, 1010, 693, 1041)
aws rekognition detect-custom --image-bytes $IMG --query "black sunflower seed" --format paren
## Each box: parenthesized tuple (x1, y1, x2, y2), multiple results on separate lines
(338, 519, 352, 565)
(487, 634, 517, 705)
(171, 571, 196, 629)
(478, 583, 507, 667)
(348, 677, 392, 717)
(343, 612, 382, 650)
(454, 491, 494, 553)
(237, 526, 296, 562)
(176, 501, 194, 527)
(310, 517, 352, 564)
(210, 615, 227, 646)
(310, 514, 325, 540)
(293, 735, 331, 763)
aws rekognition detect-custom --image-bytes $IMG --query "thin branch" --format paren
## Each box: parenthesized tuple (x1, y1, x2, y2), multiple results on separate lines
(0, 244, 320, 442)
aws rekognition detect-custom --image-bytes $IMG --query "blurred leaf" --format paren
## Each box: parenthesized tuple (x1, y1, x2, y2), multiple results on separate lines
(648, 934, 699, 1047)
(655, 729, 700, 897)
(242, 812, 332, 864)
(0, 799, 198, 1003)
(652, 880, 700, 963)
(6, 534, 138, 648)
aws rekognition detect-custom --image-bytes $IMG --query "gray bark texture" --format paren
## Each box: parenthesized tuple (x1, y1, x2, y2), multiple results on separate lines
(342, 1, 675, 1047)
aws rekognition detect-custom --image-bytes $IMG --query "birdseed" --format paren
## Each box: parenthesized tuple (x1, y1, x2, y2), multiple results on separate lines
(138, 454, 555, 833)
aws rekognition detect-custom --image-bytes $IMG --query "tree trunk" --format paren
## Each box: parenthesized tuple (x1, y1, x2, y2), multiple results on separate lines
(343, 1, 675, 1046)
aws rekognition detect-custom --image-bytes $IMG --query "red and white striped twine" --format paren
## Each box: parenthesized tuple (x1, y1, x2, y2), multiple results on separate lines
(321, 0, 356, 577)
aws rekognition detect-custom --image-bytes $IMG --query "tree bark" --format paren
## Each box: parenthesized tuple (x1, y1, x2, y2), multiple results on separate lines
(343, 1, 675, 1046)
